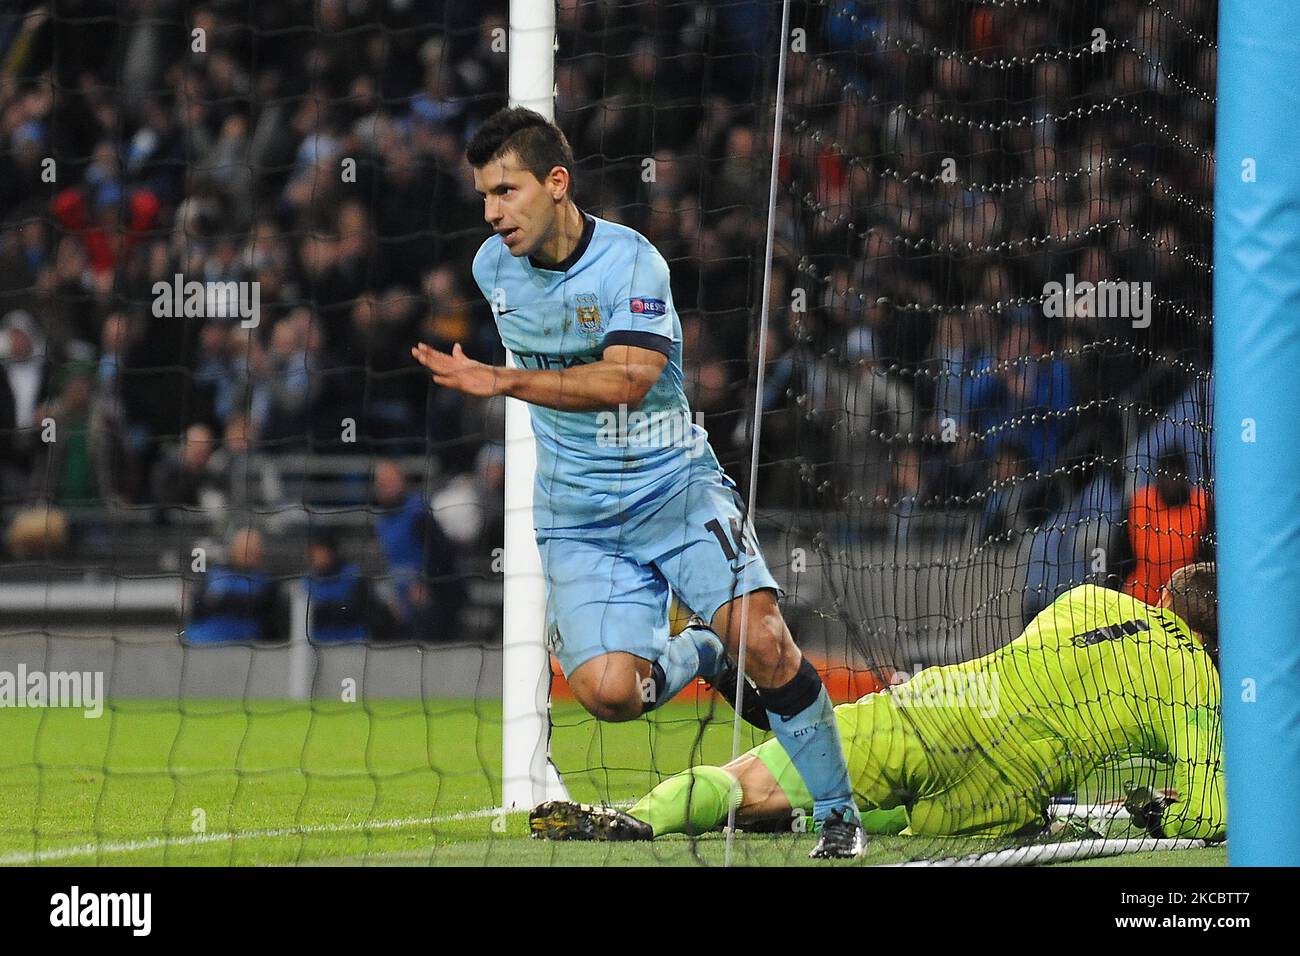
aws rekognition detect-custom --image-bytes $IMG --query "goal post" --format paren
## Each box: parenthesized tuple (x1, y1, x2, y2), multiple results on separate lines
(1213, 0, 1300, 867)
(499, 0, 569, 814)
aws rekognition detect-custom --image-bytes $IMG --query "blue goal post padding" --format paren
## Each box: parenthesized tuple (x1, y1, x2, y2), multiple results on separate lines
(1214, 0, 1300, 867)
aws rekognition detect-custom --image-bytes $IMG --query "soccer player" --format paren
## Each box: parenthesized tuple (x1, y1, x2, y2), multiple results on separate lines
(530, 564, 1225, 846)
(409, 107, 864, 857)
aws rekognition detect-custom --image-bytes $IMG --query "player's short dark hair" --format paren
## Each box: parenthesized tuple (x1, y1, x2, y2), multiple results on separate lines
(465, 107, 576, 189)
(1166, 562, 1218, 654)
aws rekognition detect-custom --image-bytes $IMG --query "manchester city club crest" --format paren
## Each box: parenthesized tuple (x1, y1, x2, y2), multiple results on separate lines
(574, 293, 602, 333)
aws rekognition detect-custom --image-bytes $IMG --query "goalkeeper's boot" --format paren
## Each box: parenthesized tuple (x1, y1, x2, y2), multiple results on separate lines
(808, 806, 867, 860)
(529, 801, 653, 842)
(703, 659, 771, 731)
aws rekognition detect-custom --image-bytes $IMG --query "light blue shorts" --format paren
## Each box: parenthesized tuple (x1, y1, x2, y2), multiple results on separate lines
(537, 466, 781, 677)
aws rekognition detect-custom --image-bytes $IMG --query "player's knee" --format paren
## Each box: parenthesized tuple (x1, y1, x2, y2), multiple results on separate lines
(570, 660, 645, 722)
(741, 611, 799, 686)
(581, 685, 643, 722)
(749, 628, 797, 675)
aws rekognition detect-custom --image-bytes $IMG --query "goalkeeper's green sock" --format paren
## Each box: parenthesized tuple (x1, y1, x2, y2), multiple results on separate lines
(628, 765, 742, 837)
(861, 805, 909, 835)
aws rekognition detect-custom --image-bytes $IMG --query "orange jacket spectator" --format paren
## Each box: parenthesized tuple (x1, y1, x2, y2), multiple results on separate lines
(1124, 469, 1209, 605)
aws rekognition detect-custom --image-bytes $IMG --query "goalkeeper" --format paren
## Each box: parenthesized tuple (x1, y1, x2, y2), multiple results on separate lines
(532, 564, 1224, 843)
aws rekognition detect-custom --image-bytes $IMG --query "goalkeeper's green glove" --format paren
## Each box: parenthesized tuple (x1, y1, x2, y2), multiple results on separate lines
(1123, 783, 1168, 838)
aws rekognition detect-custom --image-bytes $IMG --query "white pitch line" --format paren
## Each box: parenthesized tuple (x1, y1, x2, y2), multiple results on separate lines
(0, 806, 506, 866)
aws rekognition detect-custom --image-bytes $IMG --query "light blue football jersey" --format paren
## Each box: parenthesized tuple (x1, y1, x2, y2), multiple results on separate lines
(471, 211, 720, 531)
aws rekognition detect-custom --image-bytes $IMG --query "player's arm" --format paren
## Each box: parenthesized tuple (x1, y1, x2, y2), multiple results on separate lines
(1132, 648, 1226, 841)
(1147, 719, 1226, 841)
(410, 340, 667, 412)
(1126, 727, 1225, 841)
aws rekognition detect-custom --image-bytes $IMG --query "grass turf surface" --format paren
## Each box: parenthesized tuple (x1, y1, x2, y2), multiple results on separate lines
(0, 699, 1226, 867)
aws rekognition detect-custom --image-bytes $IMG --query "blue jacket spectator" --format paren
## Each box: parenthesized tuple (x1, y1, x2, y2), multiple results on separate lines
(305, 527, 392, 644)
(372, 459, 467, 642)
(1021, 467, 1127, 624)
(968, 326, 1073, 473)
(186, 528, 287, 644)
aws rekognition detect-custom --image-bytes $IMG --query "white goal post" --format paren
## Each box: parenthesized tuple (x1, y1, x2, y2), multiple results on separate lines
(499, 0, 569, 813)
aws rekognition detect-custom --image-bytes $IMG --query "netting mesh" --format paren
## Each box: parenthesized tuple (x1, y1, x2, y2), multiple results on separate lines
(765, 0, 1215, 658)
(744, 0, 1217, 861)
(549, 0, 1219, 863)
(0, 0, 1217, 865)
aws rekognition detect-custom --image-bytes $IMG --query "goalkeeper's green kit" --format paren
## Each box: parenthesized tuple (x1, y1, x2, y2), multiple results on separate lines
(634, 585, 1225, 840)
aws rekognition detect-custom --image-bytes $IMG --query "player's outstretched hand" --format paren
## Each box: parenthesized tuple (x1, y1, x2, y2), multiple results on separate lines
(411, 341, 503, 398)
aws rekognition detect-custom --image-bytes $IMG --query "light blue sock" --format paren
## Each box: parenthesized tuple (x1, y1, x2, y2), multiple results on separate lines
(646, 626, 725, 711)
(762, 663, 859, 825)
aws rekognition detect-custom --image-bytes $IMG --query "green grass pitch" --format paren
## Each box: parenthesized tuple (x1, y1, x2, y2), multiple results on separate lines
(0, 699, 1226, 867)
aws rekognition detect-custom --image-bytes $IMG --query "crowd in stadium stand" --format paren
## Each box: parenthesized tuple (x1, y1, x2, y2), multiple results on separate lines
(183, 458, 467, 644)
(1, 1, 1215, 635)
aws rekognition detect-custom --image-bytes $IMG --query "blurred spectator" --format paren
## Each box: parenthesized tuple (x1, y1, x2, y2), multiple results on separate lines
(1124, 449, 1211, 605)
(206, 411, 257, 516)
(968, 323, 1073, 474)
(28, 361, 129, 506)
(410, 37, 466, 133)
(185, 527, 288, 645)
(0, 308, 46, 496)
(1021, 458, 1129, 624)
(124, 95, 187, 207)
(257, 310, 318, 447)
(90, 311, 143, 500)
(4, 504, 69, 560)
(150, 422, 223, 520)
(305, 526, 393, 644)
(973, 441, 1050, 545)
(884, 445, 929, 543)
(193, 321, 242, 425)
(49, 146, 162, 280)
(431, 443, 505, 551)
(839, 325, 920, 502)
(927, 314, 978, 442)
(326, 288, 426, 452)
(371, 458, 466, 642)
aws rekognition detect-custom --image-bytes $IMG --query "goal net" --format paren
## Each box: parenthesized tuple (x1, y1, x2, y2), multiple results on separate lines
(719, 0, 1218, 863)
(537, 0, 1219, 865)
(0, 0, 1217, 866)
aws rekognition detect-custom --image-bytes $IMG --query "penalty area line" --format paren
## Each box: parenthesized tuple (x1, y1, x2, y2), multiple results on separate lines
(0, 806, 506, 865)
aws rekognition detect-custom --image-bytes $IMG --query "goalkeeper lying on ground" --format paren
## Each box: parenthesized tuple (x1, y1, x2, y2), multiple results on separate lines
(531, 563, 1224, 844)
